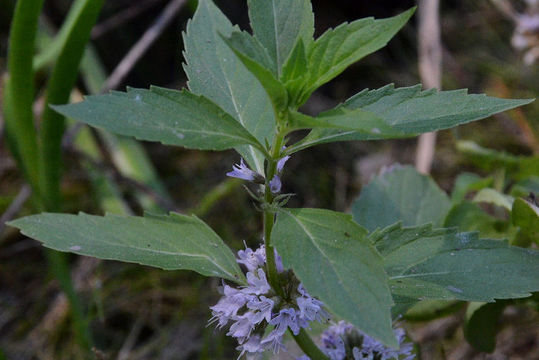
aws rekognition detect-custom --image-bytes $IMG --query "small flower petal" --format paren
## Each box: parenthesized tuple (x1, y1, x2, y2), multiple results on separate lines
(269, 175, 282, 193)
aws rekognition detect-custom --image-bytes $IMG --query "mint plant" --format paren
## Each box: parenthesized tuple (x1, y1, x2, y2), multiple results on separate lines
(8, 0, 539, 359)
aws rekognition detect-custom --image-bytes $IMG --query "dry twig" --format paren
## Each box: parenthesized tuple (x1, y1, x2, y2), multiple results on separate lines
(415, 0, 442, 174)
(102, 0, 188, 92)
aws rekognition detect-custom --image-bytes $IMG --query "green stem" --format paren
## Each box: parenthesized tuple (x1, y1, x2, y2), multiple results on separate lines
(263, 133, 285, 298)
(39, 0, 105, 208)
(292, 329, 329, 360)
(262, 129, 328, 359)
(4, 0, 44, 194)
(45, 250, 93, 349)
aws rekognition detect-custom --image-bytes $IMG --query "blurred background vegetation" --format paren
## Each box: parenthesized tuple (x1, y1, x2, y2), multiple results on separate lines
(0, 0, 537, 359)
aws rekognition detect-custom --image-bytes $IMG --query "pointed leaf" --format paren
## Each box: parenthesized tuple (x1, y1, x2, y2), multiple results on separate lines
(288, 108, 405, 137)
(272, 208, 396, 347)
(9, 212, 246, 284)
(288, 85, 534, 153)
(351, 165, 451, 232)
(222, 32, 289, 111)
(182, 0, 275, 172)
(248, 0, 314, 75)
(305, 8, 414, 94)
(52, 87, 265, 152)
(371, 223, 539, 303)
(281, 39, 309, 106)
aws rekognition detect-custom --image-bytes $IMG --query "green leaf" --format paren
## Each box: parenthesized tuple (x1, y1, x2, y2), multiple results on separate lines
(52, 87, 265, 153)
(464, 301, 509, 353)
(304, 8, 414, 95)
(248, 0, 314, 75)
(222, 31, 276, 74)
(221, 32, 289, 111)
(451, 173, 493, 204)
(444, 202, 512, 240)
(473, 189, 514, 211)
(372, 223, 539, 303)
(457, 141, 539, 181)
(351, 165, 451, 232)
(182, 0, 275, 172)
(281, 39, 309, 105)
(288, 85, 534, 153)
(8, 212, 246, 284)
(288, 108, 404, 137)
(272, 208, 396, 347)
(512, 198, 539, 245)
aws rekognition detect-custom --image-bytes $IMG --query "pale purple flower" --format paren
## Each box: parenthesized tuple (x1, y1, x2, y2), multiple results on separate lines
(237, 245, 266, 272)
(277, 154, 291, 172)
(269, 308, 301, 336)
(210, 244, 330, 358)
(246, 296, 274, 323)
(269, 175, 281, 193)
(301, 321, 415, 360)
(237, 335, 264, 357)
(227, 158, 262, 181)
(209, 285, 253, 328)
(244, 268, 271, 295)
(228, 315, 256, 343)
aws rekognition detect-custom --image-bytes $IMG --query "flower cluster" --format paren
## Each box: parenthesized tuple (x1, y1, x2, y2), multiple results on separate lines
(298, 321, 415, 360)
(209, 244, 329, 358)
(227, 152, 290, 194)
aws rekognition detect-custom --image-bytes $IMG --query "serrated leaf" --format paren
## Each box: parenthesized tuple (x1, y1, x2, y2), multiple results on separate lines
(8, 212, 246, 284)
(222, 32, 289, 112)
(222, 31, 276, 74)
(52, 87, 265, 153)
(351, 165, 451, 232)
(464, 301, 508, 353)
(288, 108, 404, 137)
(272, 208, 396, 347)
(304, 8, 414, 96)
(182, 0, 275, 172)
(248, 0, 314, 75)
(371, 223, 539, 303)
(281, 39, 309, 106)
(288, 85, 534, 153)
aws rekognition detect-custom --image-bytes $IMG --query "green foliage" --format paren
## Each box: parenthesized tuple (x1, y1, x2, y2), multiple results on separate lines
(53, 87, 265, 152)
(182, 0, 275, 172)
(371, 223, 539, 304)
(352, 165, 451, 231)
(272, 208, 396, 347)
(290, 85, 533, 153)
(247, 0, 314, 75)
(464, 301, 508, 353)
(8, 212, 246, 283)
(457, 140, 539, 181)
(8, 0, 538, 357)
(512, 198, 539, 245)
